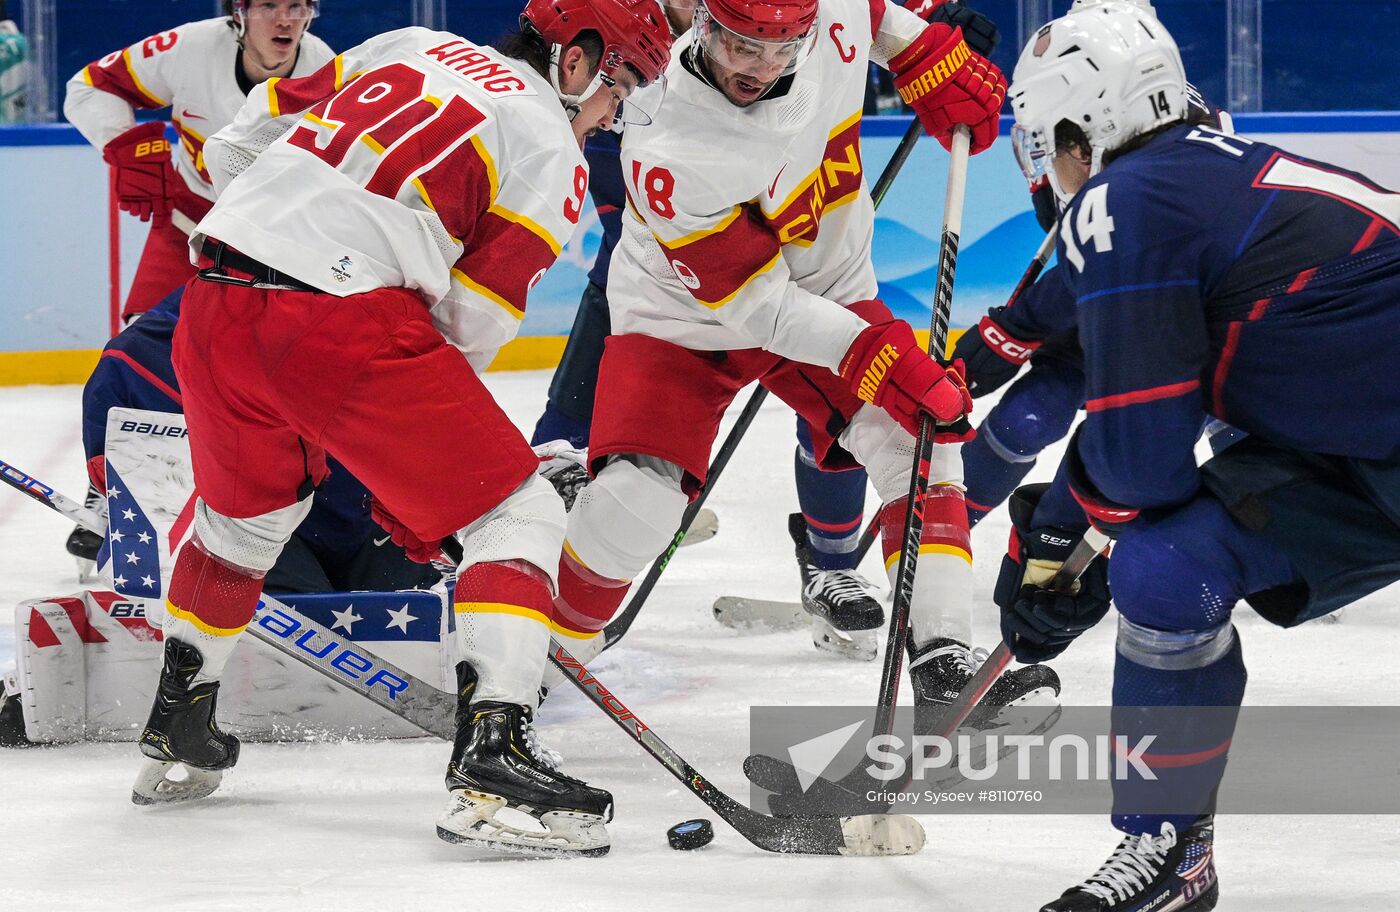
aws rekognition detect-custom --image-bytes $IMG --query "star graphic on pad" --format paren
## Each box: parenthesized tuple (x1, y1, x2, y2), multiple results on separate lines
(110, 529, 124, 543)
(107, 484, 123, 499)
(331, 604, 362, 634)
(125, 552, 141, 565)
(385, 603, 417, 634)
(122, 508, 136, 522)
(113, 574, 127, 587)
(140, 574, 156, 588)
(137, 531, 152, 544)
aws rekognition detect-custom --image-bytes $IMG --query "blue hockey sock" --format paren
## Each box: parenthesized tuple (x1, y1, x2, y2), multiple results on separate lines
(1110, 622, 1247, 837)
(794, 420, 866, 571)
(962, 424, 1037, 527)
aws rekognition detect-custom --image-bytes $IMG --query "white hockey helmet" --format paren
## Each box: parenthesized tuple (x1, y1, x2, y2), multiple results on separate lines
(1008, 1, 1186, 200)
(1069, 0, 1155, 13)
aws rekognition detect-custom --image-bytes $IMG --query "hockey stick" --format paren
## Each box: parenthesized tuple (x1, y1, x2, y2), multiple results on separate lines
(549, 636, 924, 855)
(601, 119, 925, 651)
(873, 125, 971, 739)
(746, 525, 1109, 813)
(5, 458, 922, 853)
(601, 381, 768, 650)
(1, 456, 457, 739)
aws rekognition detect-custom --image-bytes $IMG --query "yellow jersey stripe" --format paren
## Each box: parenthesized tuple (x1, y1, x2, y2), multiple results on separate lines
(266, 77, 282, 117)
(658, 205, 744, 250)
(451, 269, 525, 320)
(453, 601, 597, 640)
(883, 542, 974, 571)
(165, 602, 249, 638)
(695, 251, 783, 310)
(122, 49, 169, 107)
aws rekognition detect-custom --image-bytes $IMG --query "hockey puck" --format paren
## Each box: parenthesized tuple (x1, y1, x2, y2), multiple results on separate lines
(667, 818, 714, 850)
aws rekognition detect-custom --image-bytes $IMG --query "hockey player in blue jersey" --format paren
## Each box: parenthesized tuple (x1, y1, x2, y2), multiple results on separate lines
(532, 0, 1002, 656)
(949, 0, 1225, 528)
(994, 4, 1400, 910)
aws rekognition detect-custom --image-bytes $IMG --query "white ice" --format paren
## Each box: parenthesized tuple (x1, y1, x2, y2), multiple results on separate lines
(2, 377, 1397, 911)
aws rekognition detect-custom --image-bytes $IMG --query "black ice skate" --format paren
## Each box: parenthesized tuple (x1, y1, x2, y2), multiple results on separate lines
(0, 677, 34, 748)
(131, 639, 239, 806)
(65, 483, 106, 583)
(1041, 817, 1218, 911)
(907, 637, 1061, 781)
(437, 700, 612, 858)
(791, 513, 883, 661)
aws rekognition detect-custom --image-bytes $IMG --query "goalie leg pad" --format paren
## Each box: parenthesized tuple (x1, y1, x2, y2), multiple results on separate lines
(458, 473, 567, 591)
(453, 560, 555, 709)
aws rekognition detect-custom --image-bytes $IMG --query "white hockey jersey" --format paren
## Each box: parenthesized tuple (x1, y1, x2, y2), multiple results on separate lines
(610, 0, 925, 372)
(64, 18, 334, 202)
(195, 28, 587, 372)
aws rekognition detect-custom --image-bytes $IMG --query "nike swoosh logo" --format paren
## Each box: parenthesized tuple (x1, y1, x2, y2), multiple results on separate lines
(373, 535, 392, 547)
(769, 163, 787, 198)
(179, 108, 206, 121)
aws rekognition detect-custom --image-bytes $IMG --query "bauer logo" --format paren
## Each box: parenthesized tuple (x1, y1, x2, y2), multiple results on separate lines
(252, 600, 410, 701)
(117, 420, 188, 439)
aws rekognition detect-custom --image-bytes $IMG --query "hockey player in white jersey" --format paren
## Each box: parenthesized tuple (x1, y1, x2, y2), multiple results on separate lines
(60, 1, 334, 576)
(64, 1, 334, 321)
(129, 0, 673, 859)
(534, 0, 1061, 732)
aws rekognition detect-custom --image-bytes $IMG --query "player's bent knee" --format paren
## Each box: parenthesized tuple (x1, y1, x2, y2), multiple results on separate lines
(565, 455, 687, 582)
(1116, 616, 1237, 671)
(194, 497, 310, 575)
(841, 405, 963, 502)
(1111, 525, 1237, 633)
(459, 473, 567, 591)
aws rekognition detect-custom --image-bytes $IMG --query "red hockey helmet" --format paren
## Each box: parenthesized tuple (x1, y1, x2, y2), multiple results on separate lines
(522, 0, 674, 87)
(702, 0, 817, 39)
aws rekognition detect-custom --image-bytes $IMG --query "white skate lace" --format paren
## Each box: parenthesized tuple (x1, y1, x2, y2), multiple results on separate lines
(1079, 823, 1178, 904)
(914, 642, 990, 677)
(803, 569, 877, 606)
(521, 719, 564, 771)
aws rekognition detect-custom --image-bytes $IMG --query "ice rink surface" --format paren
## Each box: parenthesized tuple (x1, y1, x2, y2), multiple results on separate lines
(2, 375, 1397, 911)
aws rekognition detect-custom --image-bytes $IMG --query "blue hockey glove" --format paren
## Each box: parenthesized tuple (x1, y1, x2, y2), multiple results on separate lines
(995, 483, 1112, 663)
(949, 307, 1041, 398)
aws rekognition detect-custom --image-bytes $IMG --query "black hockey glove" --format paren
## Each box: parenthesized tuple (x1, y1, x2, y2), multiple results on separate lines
(906, 0, 1000, 57)
(949, 306, 1040, 398)
(994, 483, 1112, 664)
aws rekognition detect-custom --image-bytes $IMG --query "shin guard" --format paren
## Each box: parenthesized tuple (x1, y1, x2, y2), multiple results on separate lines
(163, 539, 265, 685)
(453, 560, 555, 709)
(878, 485, 974, 648)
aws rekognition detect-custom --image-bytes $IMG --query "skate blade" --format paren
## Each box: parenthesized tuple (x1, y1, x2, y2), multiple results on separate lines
(131, 758, 223, 806)
(712, 597, 807, 632)
(75, 557, 98, 585)
(811, 617, 877, 662)
(677, 508, 718, 548)
(838, 814, 926, 856)
(437, 790, 610, 859)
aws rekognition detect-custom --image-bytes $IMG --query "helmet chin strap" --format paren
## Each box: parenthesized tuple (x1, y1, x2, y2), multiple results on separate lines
(1049, 143, 1108, 204)
(549, 44, 608, 121)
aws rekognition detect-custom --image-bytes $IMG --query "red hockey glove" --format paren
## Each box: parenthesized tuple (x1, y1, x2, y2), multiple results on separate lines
(888, 25, 1006, 155)
(102, 122, 174, 222)
(949, 308, 1042, 398)
(840, 316, 975, 441)
(370, 497, 442, 565)
(903, 0, 1000, 57)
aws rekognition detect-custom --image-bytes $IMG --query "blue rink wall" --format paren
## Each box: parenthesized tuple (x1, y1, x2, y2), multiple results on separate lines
(1, 114, 1398, 384)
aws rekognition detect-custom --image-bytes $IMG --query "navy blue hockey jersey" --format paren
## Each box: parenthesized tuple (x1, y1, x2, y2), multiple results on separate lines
(1039, 123, 1400, 517)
